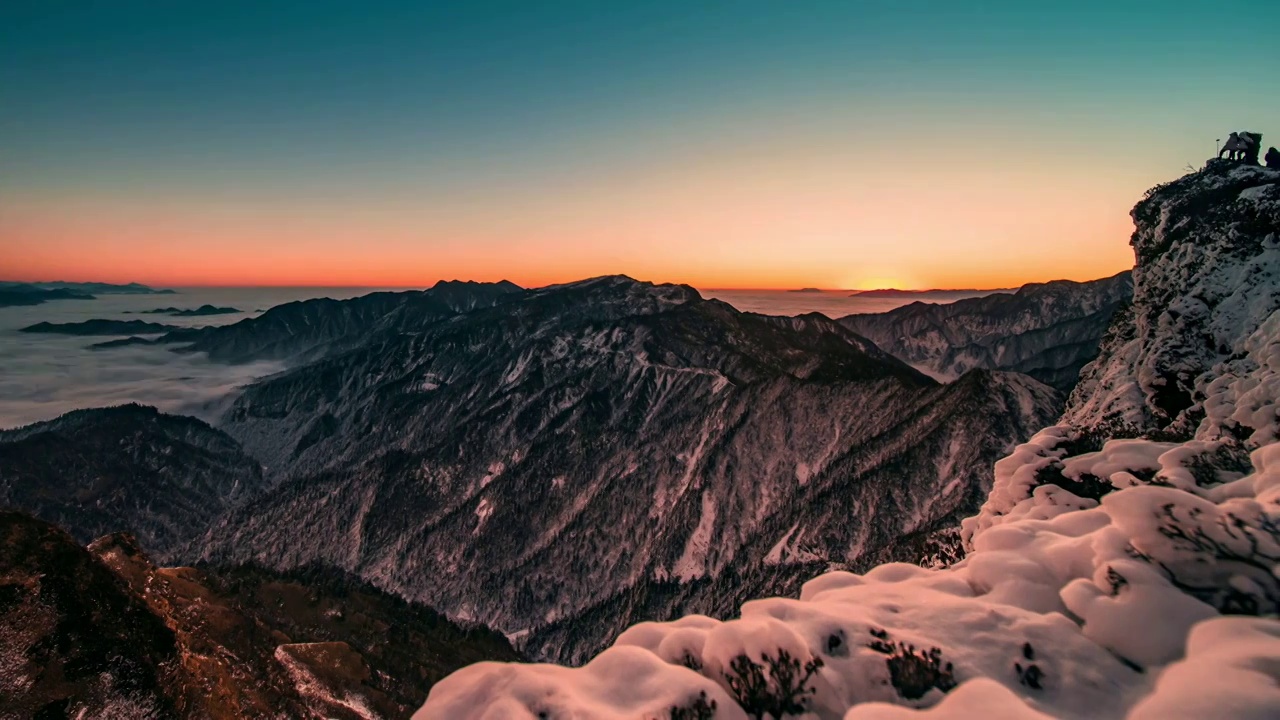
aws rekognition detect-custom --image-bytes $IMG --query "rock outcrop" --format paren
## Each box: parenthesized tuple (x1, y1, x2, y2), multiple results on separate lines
(1065, 160, 1280, 438)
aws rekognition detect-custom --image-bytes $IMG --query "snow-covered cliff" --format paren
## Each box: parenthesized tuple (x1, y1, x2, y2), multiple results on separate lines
(417, 163, 1280, 719)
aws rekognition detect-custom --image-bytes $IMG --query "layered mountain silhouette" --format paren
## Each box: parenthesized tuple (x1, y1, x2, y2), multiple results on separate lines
(21, 319, 181, 335)
(88, 279, 525, 364)
(6, 263, 1143, 697)
(0, 285, 95, 307)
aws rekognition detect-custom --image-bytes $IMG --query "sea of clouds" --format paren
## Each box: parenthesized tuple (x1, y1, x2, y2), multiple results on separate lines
(0, 288, 370, 429)
(0, 285, 996, 430)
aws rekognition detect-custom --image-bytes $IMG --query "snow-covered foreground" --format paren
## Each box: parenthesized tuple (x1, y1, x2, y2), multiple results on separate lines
(417, 163, 1280, 718)
(418, 433, 1280, 719)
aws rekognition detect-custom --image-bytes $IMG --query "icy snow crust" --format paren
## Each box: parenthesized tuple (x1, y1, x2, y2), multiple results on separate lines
(417, 165, 1280, 719)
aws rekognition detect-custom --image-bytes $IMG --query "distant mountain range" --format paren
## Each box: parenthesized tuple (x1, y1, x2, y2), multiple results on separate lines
(0, 280, 175, 307)
(3, 269, 1130, 675)
(0, 286, 95, 307)
(850, 287, 1016, 298)
(5, 270, 1090, 666)
(132, 304, 241, 316)
(0, 280, 175, 294)
(81, 279, 523, 363)
(21, 319, 182, 335)
(840, 271, 1133, 392)
(3, 273, 1066, 667)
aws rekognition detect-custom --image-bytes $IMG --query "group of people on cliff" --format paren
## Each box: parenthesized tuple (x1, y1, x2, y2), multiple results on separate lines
(1218, 130, 1280, 168)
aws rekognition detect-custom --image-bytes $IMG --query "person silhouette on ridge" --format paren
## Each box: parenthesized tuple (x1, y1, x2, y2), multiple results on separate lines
(1220, 132, 1245, 160)
(1241, 133, 1262, 165)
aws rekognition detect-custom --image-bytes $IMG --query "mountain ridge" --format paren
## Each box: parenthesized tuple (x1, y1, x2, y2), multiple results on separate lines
(0, 404, 265, 558)
(840, 270, 1133, 391)
(190, 275, 1060, 662)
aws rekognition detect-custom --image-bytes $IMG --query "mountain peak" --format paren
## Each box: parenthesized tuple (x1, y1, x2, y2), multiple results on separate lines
(1130, 159, 1279, 266)
(430, 278, 523, 292)
(542, 274, 700, 297)
(523, 274, 703, 319)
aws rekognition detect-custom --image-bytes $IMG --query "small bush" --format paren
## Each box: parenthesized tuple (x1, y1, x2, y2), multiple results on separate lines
(1015, 662, 1044, 689)
(679, 651, 703, 672)
(873, 640, 957, 701)
(722, 649, 824, 720)
(824, 630, 847, 657)
(669, 691, 717, 720)
(867, 627, 893, 654)
(1014, 642, 1045, 689)
(1034, 463, 1115, 501)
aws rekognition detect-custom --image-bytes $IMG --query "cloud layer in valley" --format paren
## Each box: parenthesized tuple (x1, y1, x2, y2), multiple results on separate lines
(0, 292, 289, 430)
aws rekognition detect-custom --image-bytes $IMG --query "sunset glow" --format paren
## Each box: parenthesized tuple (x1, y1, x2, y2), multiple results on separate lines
(3, 2, 1276, 289)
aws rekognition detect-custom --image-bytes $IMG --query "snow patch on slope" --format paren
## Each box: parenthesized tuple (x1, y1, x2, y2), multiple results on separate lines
(275, 643, 377, 720)
(673, 491, 717, 581)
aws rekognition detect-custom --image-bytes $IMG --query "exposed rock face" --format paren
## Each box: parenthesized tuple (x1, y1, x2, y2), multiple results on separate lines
(194, 276, 1061, 662)
(0, 404, 265, 558)
(0, 511, 521, 719)
(1066, 161, 1280, 438)
(841, 272, 1133, 392)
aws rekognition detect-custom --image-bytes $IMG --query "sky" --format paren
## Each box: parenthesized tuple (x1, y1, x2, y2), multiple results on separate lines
(2, 1, 1277, 290)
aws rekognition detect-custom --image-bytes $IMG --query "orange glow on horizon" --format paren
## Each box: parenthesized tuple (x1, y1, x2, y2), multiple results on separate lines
(1, 137, 1142, 292)
(0, 207, 1135, 291)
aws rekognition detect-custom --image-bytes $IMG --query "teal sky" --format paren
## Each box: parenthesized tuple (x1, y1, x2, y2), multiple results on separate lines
(2, 1, 1277, 288)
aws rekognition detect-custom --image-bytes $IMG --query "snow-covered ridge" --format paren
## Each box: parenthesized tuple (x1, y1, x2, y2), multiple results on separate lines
(417, 163, 1280, 719)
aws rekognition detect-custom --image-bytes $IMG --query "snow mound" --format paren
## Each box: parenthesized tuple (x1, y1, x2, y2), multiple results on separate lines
(1127, 617, 1280, 720)
(419, 403, 1280, 720)
(843, 679, 1052, 720)
(414, 644, 747, 720)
